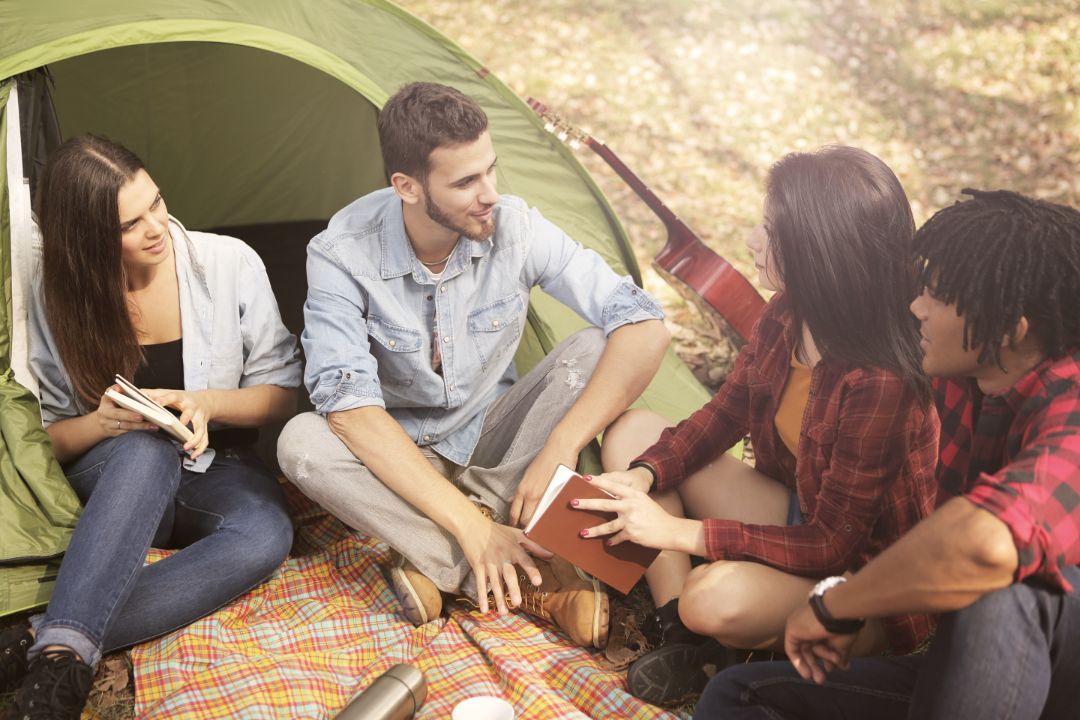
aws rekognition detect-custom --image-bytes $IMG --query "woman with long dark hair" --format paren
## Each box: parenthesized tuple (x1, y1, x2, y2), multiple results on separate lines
(583, 146, 940, 705)
(1, 135, 300, 719)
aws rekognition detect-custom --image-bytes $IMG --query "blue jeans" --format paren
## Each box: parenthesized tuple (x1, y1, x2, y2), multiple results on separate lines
(30, 432, 292, 667)
(696, 565, 1080, 720)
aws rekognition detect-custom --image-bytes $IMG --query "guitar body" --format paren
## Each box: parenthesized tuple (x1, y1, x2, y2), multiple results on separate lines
(527, 98, 765, 343)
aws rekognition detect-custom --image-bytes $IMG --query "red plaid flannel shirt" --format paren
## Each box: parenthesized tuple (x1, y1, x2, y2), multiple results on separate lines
(935, 349, 1080, 592)
(634, 294, 940, 654)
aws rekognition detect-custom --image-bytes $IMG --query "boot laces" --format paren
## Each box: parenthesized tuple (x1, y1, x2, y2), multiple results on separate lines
(16, 651, 93, 719)
(517, 574, 551, 619)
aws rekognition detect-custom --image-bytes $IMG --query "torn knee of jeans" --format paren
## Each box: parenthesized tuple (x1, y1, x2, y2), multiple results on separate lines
(291, 452, 311, 483)
(560, 357, 586, 392)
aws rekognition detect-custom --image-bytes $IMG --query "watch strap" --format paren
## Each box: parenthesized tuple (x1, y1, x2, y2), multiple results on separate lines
(808, 592, 866, 635)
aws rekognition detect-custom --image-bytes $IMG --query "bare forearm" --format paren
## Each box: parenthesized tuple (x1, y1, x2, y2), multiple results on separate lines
(824, 497, 1018, 620)
(199, 385, 297, 426)
(671, 517, 707, 556)
(327, 406, 482, 538)
(47, 413, 107, 463)
(549, 320, 669, 454)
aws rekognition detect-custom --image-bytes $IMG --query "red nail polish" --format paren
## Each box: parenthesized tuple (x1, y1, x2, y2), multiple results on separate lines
(583, 474, 592, 480)
(571, 499, 579, 507)
(579, 529, 588, 537)
(605, 539, 613, 547)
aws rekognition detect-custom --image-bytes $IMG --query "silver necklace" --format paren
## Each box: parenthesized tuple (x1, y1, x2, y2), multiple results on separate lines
(418, 250, 454, 267)
(417, 241, 459, 267)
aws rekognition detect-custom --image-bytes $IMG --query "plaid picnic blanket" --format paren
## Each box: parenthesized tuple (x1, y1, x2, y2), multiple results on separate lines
(132, 485, 684, 719)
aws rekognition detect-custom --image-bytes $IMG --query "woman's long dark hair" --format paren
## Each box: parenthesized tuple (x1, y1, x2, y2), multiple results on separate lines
(765, 145, 930, 400)
(37, 135, 146, 406)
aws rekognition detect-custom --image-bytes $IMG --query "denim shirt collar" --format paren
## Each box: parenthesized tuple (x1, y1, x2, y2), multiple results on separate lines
(379, 196, 493, 282)
(169, 216, 211, 298)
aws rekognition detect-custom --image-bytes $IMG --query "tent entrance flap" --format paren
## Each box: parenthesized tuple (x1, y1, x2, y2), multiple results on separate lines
(49, 41, 389, 231)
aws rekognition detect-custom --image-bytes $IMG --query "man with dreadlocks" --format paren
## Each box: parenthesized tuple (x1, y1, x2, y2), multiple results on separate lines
(694, 188, 1080, 720)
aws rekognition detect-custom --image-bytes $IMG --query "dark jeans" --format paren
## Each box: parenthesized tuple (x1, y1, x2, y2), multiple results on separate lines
(30, 432, 293, 667)
(696, 565, 1080, 720)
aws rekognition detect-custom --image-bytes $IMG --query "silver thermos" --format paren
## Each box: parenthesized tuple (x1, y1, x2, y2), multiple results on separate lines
(334, 664, 428, 720)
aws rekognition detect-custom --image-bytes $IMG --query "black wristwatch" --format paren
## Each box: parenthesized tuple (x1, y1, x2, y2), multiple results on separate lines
(808, 577, 866, 635)
(627, 460, 658, 492)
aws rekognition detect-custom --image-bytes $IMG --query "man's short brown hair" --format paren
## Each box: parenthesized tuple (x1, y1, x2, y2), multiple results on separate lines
(378, 82, 489, 181)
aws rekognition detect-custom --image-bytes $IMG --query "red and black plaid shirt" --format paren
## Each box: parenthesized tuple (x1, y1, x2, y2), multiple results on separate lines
(635, 294, 940, 654)
(935, 349, 1080, 592)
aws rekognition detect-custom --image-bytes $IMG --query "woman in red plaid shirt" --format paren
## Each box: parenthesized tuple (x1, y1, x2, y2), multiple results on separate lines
(577, 146, 940, 705)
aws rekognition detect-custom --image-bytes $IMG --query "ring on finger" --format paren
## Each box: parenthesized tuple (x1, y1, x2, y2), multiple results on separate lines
(117, 420, 121, 429)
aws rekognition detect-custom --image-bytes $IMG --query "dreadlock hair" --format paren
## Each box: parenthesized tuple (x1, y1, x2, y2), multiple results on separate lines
(914, 188, 1080, 368)
(765, 145, 931, 402)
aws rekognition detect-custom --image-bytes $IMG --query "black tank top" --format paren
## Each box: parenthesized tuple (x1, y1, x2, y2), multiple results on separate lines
(134, 339, 258, 449)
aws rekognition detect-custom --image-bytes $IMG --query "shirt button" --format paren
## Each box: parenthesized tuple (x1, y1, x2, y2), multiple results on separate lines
(440, 286, 447, 293)
(492, 320, 500, 328)
(449, 384, 455, 391)
(388, 340, 396, 348)
(443, 335, 451, 343)
(423, 434, 431, 442)
(426, 295, 433, 301)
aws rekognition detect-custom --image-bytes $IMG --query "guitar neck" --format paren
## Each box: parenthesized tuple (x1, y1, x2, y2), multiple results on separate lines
(526, 97, 766, 342)
(580, 136, 688, 235)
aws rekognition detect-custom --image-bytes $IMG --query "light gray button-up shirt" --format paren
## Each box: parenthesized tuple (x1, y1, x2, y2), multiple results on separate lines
(28, 218, 302, 426)
(302, 188, 664, 465)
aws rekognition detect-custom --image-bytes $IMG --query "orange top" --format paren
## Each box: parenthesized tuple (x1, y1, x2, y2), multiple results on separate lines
(775, 349, 811, 456)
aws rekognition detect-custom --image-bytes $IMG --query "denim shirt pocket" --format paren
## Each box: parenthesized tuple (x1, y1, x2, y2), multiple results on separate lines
(467, 293, 524, 371)
(367, 316, 423, 387)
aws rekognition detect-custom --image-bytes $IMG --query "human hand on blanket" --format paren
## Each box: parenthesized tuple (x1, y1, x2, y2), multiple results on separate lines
(784, 602, 858, 684)
(573, 475, 698, 552)
(458, 519, 553, 615)
(142, 388, 212, 459)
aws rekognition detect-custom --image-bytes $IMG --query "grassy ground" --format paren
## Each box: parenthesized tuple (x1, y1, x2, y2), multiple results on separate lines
(399, 0, 1080, 379)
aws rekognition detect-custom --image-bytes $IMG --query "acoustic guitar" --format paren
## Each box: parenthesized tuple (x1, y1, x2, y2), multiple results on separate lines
(527, 98, 765, 344)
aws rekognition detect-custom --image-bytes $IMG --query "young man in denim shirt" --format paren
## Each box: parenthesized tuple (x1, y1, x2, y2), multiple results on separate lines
(697, 190, 1080, 719)
(277, 82, 670, 647)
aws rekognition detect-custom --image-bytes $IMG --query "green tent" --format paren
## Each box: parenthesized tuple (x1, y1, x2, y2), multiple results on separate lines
(0, 0, 711, 617)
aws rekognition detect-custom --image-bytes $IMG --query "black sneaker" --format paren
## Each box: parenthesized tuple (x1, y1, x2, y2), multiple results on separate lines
(6, 650, 93, 720)
(0, 621, 33, 693)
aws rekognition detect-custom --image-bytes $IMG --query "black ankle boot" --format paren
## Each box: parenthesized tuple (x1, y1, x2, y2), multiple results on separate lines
(650, 597, 710, 646)
(0, 620, 33, 694)
(8, 650, 94, 720)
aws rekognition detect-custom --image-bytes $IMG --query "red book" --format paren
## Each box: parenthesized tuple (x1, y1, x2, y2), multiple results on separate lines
(524, 465, 660, 594)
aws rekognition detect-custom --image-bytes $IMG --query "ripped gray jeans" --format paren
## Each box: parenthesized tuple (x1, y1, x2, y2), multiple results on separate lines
(277, 328, 604, 597)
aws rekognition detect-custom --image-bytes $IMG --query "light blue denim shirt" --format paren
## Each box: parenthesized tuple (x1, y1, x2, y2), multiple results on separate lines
(303, 188, 664, 465)
(28, 217, 302, 426)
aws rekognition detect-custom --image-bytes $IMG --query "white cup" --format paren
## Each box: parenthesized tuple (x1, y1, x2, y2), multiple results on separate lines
(451, 696, 515, 720)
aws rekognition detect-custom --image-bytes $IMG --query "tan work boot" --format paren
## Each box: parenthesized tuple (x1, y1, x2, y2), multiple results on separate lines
(517, 557, 609, 649)
(388, 549, 443, 625)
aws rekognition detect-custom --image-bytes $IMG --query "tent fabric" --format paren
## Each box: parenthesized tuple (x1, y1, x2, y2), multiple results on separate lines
(134, 484, 687, 719)
(0, 78, 80, 613)
(0, 0, 711, 619)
